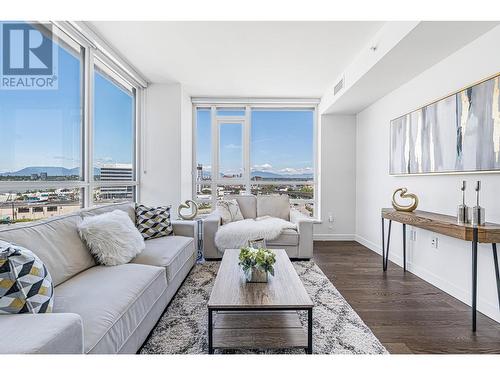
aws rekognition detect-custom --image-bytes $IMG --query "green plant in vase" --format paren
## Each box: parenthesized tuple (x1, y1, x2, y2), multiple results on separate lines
(238, 247, 276, 283)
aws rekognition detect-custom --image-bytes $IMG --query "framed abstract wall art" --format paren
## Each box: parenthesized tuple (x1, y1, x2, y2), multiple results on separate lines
(390, 73, 500, 175)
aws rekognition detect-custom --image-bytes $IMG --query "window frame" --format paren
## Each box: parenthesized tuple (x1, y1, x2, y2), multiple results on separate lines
(89, 57, 138, 205)
(192, 102, 319, 219)
(0, 22, 144, 216)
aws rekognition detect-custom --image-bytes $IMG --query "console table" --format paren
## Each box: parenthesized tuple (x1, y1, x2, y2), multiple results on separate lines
(381, 208, 500, 332)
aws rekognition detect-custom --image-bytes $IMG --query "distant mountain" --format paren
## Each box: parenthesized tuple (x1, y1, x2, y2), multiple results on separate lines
(0, 166, 100, 177)
(199, 170, 312, 180)
(251, 171, 313, 180)
(1, 166, 312, 180)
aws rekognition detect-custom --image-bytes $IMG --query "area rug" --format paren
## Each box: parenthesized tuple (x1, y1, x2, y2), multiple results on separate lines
(140, 261, 388, 354)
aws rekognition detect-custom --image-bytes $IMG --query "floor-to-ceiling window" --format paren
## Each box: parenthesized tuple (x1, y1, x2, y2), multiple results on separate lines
(93, 63, 136, 204)
(193, 103, 317, 218)
(0, 22, 143, 225)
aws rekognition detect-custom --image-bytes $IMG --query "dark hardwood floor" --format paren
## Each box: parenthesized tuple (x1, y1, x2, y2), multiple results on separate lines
(313, 241, 500, 354)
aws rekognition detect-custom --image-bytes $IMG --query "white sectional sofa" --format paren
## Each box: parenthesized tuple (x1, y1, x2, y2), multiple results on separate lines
(0, 202, 197, 354)
(203, 195, 314, 259)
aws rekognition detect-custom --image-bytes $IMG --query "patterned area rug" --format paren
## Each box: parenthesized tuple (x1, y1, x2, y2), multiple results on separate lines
(140, 261, 388, 354)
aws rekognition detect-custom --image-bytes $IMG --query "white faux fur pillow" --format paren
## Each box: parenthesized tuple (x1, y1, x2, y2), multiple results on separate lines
(78, 210, 145, 266)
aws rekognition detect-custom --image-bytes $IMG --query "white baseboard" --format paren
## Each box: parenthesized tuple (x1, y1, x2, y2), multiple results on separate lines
(354, 234, 500, 323)
(314, 234, 355, 241)
(354, 234, 381, 254)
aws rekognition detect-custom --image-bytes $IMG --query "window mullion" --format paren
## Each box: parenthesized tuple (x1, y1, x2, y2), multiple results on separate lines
(210, 106, 217, 202)
(244, 106, 251, 194)
(85, 47, 95, 207)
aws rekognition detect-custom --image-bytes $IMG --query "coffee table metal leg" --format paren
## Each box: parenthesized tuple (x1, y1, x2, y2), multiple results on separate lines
(208, 308, 214, 354)
(307, 308, 313, 354)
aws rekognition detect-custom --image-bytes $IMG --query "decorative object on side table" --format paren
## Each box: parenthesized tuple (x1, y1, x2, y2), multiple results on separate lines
(177, 200, 198, 220)
(471, 181, 485, 226)
(248, 237, 266, 249)
(238, 247, 276, 283)
(457, 180, 470, 224)
(391, 187, 419, 212)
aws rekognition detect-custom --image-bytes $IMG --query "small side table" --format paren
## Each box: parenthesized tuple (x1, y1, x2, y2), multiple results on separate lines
(176, 216, 205, 263)
(194, 217, 204, 263)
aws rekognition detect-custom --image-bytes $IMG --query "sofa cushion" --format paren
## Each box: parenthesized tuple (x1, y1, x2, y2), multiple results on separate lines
(0, 215, 95, 286)
(226, 195, 257, 219)
(266, 228, 299, 246)
(80, 202, 135, 222)
(53, 263, 166, 354)
(0, 241, 54, 314)
(135, 204, 173, 240)
(216, 199, 244, 224)
(0, 312, 84, 354)
(131, 236, 196, 283)
(257, 195, 290, 221)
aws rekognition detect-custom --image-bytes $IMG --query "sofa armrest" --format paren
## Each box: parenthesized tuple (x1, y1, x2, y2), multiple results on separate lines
(171, 219, 198, 239)
(0, 313, 84, 354)
(289, 209, 314, 259)
(290, 208, 314, 226)
(203, 212, 222, 259)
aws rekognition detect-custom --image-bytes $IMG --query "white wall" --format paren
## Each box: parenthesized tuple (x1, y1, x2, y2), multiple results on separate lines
(355, 25, 500, 322)
(180, 87, 193, 202)
(315, 114, 356, 239)
(140, 83, 183, 207)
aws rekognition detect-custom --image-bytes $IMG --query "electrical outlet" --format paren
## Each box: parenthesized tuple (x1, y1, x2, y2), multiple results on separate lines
(431, 237, 439, 249)
(328, 212, 334, 229)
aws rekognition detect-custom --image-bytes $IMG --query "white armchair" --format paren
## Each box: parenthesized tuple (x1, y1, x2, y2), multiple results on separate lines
(203, 195, 314, 259)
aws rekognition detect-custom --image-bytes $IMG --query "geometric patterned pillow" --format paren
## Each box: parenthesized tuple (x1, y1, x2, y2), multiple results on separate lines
(0, 242, 54, 314)
(135, 204, 173, 240)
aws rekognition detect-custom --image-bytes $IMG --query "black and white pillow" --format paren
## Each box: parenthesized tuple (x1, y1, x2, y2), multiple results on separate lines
(135, 204, 173, 240)
(0, 241, 54, 314)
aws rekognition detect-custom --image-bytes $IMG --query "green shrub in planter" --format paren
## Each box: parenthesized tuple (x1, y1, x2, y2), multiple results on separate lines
(238, 247, 276, 282)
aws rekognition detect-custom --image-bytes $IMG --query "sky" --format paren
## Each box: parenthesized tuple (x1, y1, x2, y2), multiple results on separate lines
(0, 24, 133, 174)
(0, 23, 312, 176)
(196, 109, 314, 176)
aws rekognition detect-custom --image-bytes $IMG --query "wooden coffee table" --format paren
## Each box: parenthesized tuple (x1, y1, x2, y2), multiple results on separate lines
(207, 249, 314, 354)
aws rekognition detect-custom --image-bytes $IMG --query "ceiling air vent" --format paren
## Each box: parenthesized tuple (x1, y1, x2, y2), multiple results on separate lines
(334, 76, 344, 96)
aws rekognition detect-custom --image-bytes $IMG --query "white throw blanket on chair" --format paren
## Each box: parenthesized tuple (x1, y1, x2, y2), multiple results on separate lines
(215, 217, 296, 251)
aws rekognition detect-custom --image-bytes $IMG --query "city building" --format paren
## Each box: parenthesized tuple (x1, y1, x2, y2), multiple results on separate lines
(97, 164, 134, 201)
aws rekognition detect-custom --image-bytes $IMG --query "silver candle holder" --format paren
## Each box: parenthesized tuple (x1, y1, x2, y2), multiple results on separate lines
(471, 181, 485, 226)
(457, 180, 469, 224)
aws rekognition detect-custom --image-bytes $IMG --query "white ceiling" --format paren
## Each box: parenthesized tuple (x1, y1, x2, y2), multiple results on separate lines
(89, 21, 383, 97)
(322, 21, 500, 114)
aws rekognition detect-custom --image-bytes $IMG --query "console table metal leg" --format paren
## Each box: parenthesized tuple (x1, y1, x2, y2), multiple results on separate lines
(493, 243, 500, 309)
(472, 228, 478, 332)
(208, 308, 214, 354)
(381, 218, 385, 270)
(403, 223, 407, 272)
(307, 308, 313, 354)
(383, 220, 392, 271)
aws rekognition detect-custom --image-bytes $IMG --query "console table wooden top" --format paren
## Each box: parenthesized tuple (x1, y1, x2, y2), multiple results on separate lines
(381, 208, 500, 243)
